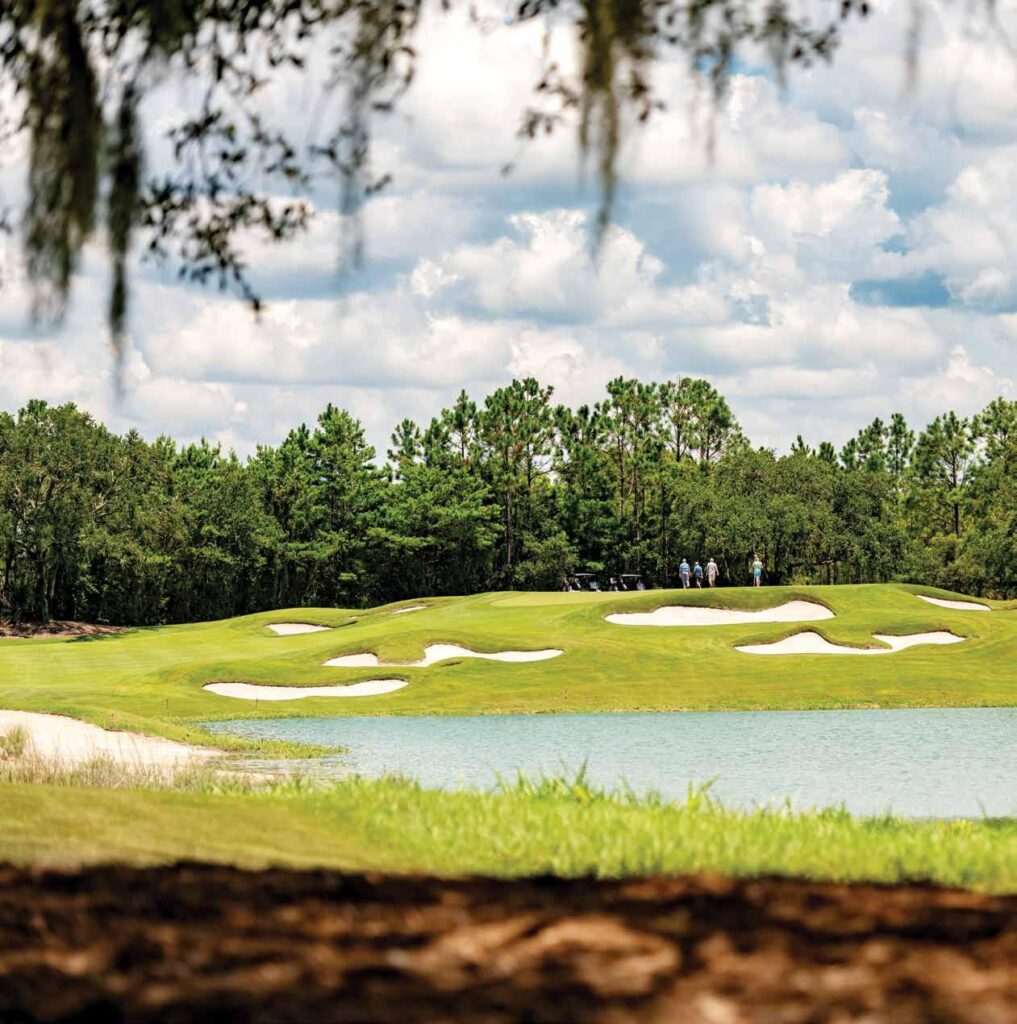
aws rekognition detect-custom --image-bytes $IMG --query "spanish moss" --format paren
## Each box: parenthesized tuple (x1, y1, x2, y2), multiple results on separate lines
(0, 1, 1004, 365)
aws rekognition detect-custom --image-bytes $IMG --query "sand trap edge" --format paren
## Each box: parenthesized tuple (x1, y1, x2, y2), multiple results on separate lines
(607, 599, 834, 627)
(323, 644, 564, 669)
(203, 680, 407, 700)
(266, 623, 331, 636)
(917, 595, 990, 612)
(736, 630, 965, 656)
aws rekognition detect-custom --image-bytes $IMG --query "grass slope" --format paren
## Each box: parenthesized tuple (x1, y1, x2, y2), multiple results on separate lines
(0, 776, 1015, 892)
(0, 585, 1014, 748)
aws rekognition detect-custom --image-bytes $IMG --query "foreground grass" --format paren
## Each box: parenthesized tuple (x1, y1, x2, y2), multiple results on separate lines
(2, 773, 1015, 893)
(0, 584, 1015, 748)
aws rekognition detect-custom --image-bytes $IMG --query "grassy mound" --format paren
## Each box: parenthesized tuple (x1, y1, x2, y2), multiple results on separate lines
(0, 773, 1014, 891)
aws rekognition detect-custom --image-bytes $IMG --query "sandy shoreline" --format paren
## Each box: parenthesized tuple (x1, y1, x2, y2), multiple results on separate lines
(0, 710, 220, 767)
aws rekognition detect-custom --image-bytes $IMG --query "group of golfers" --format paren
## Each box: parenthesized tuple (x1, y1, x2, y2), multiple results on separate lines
(564, 553, 767, 592)
(677, 554, 765, 588)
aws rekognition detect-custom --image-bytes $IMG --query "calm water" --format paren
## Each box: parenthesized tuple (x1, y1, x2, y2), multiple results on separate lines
(205, 707, 1017, 818)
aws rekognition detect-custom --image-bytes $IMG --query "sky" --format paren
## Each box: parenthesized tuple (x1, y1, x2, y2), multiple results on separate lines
(0, 1, 1015, 458)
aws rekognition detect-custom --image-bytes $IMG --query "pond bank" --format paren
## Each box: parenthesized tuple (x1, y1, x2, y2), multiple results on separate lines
(206, 706, 1017, 818)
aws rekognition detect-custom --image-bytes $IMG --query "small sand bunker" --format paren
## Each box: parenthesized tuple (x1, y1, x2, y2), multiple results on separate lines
(324, 644, 563, 669)
(737, 631, 964, 656)
(390, 605, 426, 615)
(607, 600, 833, 627)
(0, 709, 218, 767)
(203, 680, 407, 701)
(267, 623, 330, 636)
(918, 595, 990, 612)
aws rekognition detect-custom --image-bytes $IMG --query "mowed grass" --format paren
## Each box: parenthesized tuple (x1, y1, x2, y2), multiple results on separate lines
(0, 773, 1014, 892)
(0, 584, 1015, 747)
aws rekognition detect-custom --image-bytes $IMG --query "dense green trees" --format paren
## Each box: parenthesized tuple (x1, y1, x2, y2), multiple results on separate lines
(1, 382, 1014, 624)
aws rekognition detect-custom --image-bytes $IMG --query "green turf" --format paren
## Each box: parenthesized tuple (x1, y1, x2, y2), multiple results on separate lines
(2, 585, 1013, 888)
(0, 775, 1014, 891)
(0, 584, 1014, 748)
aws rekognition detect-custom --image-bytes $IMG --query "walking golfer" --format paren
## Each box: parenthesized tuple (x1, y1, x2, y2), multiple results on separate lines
(693, 561, 704, 588)
(706, 557, 719, 587)
(752, 554, 763, 587)
(679, 558, 691, 588)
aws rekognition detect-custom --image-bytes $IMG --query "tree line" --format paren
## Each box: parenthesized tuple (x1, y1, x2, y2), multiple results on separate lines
(1, 380, 1014, 624)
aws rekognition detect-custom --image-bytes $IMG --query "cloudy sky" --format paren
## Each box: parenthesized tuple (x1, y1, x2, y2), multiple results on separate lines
(0, 1, 1015, 456)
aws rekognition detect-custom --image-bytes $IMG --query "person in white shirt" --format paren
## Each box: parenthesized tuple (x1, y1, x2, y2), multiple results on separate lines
(706, 558, 719, 587)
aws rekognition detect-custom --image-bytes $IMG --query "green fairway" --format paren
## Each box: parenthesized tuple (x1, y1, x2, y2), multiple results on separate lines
(2, 583, 1015, 890)
(1, 583, 1014, 747)
(1, 775, 1015, 891)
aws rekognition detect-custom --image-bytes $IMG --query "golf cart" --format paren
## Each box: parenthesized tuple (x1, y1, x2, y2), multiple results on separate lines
(609, 573, 645, 591)
(568, 573, 602, 592)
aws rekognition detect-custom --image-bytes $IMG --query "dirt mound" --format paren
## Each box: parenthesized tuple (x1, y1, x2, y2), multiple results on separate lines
(0, 620, 125, 639)
(0, 866, 1013, 1023)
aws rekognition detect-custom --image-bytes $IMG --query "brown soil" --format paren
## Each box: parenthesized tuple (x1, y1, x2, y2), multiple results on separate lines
(0, 866, 1013, 1023)
(0, 621, 126, 639)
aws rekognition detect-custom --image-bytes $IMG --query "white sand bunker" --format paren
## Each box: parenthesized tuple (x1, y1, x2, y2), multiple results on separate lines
(390, 604, 426, 615)
(607, 600, 833, 627)
(324, 644, 563, 669)
(203, 679, 407, 701)
(267, 623, 330, 636)
(918, 595, 990, 612)
(0, 709, 218, 767)
(737, 631, 964, 656)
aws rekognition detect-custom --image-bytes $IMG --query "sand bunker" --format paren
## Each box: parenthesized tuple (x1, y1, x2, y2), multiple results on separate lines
(607, 600, 833, 627)
(737, 631, 964, 656)
(0, 710, 218, 767)
(390, 605, 426, 615)
(267, 623, 330, 636)
(203, 680, 407, 701)
(917, 595, 990, 612)
(323, 644, 563, 669)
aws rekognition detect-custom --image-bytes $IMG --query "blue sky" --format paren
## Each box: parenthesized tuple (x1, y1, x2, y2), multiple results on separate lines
(0, 1, 1014, 455)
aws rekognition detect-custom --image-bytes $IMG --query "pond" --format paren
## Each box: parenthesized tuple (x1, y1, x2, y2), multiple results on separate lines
(205, 707, 1017, 818)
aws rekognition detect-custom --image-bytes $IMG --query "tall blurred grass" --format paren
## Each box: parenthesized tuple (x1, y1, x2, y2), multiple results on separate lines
(0, 736, 1014, 891)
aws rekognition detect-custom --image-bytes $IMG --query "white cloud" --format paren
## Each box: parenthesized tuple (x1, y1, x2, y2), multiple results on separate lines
(750, 170, 899, 251)
(625, 71, 849, 189)
(136, 287, 513, 389)
(901, 344, 1014, 419)
(898, 148, 1017, 310)
(419, 210, 668, 319)
(793, 2, 1017, 140)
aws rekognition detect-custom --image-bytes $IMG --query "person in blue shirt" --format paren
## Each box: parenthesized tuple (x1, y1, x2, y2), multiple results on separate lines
(752, 554, 764, 587)
(679, 558, 691, 588)
(693, 561, 704, 588)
